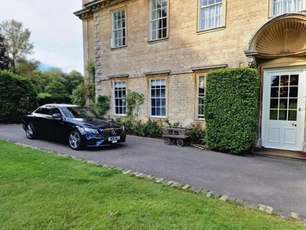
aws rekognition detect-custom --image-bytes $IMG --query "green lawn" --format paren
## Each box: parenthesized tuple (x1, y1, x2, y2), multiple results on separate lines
(0, 140, 304, 230)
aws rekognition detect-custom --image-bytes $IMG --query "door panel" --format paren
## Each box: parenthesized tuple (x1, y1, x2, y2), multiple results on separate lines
(262, 68, 306, 151)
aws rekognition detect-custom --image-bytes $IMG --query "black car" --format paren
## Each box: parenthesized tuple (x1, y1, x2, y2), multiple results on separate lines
(22, 104, 126, 150)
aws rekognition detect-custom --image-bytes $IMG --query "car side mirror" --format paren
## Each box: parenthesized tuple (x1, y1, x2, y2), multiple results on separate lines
(52, 113, 62, 119)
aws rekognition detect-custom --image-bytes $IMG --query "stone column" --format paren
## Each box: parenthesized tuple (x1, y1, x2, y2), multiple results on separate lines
(93, 11, 102, 94)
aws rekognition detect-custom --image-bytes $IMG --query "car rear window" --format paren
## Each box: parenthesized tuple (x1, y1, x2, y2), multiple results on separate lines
(36, 108, 50, 115)
(50, 108, 61, 115)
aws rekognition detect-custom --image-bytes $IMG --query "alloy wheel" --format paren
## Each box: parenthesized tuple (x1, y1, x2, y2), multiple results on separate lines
(69, 131, 81, 149)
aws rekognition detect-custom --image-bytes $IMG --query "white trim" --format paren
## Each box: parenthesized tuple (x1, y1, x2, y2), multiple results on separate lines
(198, 0, 226, 31)
(149, 78, 167, 117)
(197, 75, 205, 120)
(111, 8, 126, 48)
(149, 0, 168, 41)
(262, 67, 306, 151)
(113, 81, 127, 115)
(271, 0, 305, 16)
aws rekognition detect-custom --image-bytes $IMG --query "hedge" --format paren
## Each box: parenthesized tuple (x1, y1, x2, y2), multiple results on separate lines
(204, 68, 260, 154)
(0, 70, 38, 123)
(37, 93, 72, 106)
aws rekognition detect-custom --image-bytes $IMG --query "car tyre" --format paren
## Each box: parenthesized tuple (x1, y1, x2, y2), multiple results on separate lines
(25, 123, 36, 139)
(69, 130, 84, 150)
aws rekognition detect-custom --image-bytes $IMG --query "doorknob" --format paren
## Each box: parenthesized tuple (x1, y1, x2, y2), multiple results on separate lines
(292, 123, 297, 127)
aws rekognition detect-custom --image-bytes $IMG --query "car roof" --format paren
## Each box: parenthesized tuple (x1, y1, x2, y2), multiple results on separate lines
(41, 104, 81, 108)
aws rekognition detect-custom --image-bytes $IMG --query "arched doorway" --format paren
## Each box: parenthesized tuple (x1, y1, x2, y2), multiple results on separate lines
(245, 13, 306, 151)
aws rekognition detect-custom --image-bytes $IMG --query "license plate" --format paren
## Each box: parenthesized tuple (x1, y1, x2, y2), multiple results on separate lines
(108, 136, 120, 142)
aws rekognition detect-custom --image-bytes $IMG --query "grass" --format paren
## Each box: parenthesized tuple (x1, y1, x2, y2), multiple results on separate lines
(0, 139, 304, 230)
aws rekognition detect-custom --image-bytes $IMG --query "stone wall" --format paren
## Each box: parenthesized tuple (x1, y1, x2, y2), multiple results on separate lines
(94, 0, 269, 80)
(89, 0, 271, 125)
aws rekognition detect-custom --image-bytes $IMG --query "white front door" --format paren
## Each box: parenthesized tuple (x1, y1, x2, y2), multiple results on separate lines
(262, 68, 306, 151)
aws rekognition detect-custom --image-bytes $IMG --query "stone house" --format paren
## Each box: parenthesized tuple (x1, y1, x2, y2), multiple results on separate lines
(75, 0, 306, 152)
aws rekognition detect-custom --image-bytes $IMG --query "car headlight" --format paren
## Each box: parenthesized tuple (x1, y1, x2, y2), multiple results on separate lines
(84, 127, 100, 135)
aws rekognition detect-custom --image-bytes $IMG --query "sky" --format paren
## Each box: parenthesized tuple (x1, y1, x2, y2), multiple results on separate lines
(0, 0, 84, 74)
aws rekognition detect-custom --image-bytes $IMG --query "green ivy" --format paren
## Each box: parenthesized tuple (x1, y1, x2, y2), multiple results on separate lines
(204, 68, 260, 154)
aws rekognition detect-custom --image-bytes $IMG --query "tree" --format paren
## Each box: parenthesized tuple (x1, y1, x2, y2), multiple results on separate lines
(63, 70, 83, 95)
(0, 20, 34, 73)
(15, 57, 40, 78)
(0, 33, 10, 70)
(45, 77, 66, 95)
(42, 70, 67, 95)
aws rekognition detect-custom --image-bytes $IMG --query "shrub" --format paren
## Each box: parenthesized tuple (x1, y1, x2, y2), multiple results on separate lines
(92, 95, 110, 116)
(116, 117, 163, 138)
(186, 123, 206, 145)
(0, 70, 38, 123)
(37, 93, 71, 106)
(204, 68, 259, 154)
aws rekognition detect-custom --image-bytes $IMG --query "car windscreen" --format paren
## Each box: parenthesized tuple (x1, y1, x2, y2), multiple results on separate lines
(61, 107, 99, 119)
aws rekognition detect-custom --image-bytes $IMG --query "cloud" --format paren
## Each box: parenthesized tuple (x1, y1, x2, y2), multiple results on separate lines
(0, 0, 84, 74)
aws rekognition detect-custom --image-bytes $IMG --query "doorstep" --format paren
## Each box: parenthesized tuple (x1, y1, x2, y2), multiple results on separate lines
(253, 147, 306, 161)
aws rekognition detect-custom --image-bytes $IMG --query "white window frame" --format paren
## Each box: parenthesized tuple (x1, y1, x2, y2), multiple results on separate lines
(197, 75, 206, 120)
(150, 78, 167, 117)
(150, 0, 168, 41)
(112, 9, 126, 48)
(199, 0, 224, 31)
(271, 0, 304, 16)
(114, 81, 126, 115)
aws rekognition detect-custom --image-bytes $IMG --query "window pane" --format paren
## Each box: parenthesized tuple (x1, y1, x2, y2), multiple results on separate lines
(270, 110, 278, 120)
(290, 75, 298, 85)
(273, 0, 303, 15)
(150, 79, 166, 117)
(270, 99, 279, 109)
(270, 88, 278, 97)
(200, 0, 223, 30)
(112, 9, 126, 47)
(279, 87, 288, 97)
(281, 75, 289, 86)
(150, 0, 167, 40)
(114, 81, 126, 115)
(289, 99, 297, 109)
(271, 76, 279, 86)
(279, 110, 287, 120)
(288, 110, 297, 121)
(289, 87, 298, 97)
(279, 99, 288, 109)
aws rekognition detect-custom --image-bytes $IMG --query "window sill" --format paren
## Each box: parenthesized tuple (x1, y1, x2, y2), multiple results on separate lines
(197, 26, 225, 35)
(195, 118, 205, 122)
(268, 10, 306, 18)
(111, 45, 127, 51)
(149, 116, 167, 119)
(148, 37, 169, 44)
(113, 114, 127, 117)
